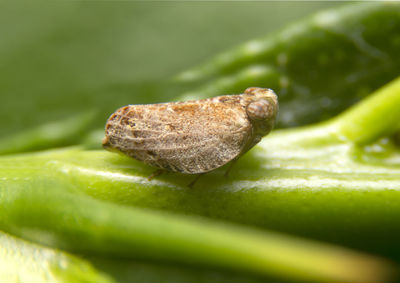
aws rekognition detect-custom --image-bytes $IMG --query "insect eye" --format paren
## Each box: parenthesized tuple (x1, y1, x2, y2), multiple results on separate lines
(246, 99, 274, 121)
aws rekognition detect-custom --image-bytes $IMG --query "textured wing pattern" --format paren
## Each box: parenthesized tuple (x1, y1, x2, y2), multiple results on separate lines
(104, 95, 252, 174)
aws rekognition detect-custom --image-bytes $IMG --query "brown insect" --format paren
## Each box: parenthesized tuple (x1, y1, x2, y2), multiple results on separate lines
(102, 87, 278, 184)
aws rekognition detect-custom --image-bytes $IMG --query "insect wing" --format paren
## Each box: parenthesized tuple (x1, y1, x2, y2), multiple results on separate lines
(104, 97, 252, 174)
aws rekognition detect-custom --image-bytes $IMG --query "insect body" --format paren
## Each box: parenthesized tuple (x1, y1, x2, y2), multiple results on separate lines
(102, 87, 278, 174)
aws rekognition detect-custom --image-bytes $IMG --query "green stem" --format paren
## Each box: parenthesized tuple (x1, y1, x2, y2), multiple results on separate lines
(333, 76, 400, 144)
(0, 183, 396, 283)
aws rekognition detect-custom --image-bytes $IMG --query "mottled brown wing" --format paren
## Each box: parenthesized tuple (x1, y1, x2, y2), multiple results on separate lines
(103, 95, 252, 174)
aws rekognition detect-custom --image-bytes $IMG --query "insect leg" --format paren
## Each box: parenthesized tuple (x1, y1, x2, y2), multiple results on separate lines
(187, 173, 205, 188)
(147, 169, 164, 181)
(224, 158, 239, 177)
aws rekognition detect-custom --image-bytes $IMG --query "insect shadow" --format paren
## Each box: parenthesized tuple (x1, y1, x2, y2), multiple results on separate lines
(147, 149, 268, 188)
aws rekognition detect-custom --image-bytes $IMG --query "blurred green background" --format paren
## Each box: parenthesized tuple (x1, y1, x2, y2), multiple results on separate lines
(0, 1, 340, 138)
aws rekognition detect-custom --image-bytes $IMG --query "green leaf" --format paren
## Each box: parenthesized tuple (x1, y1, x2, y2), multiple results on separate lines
(0, 182, 396, 283)
(2, 2, 400, 282)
